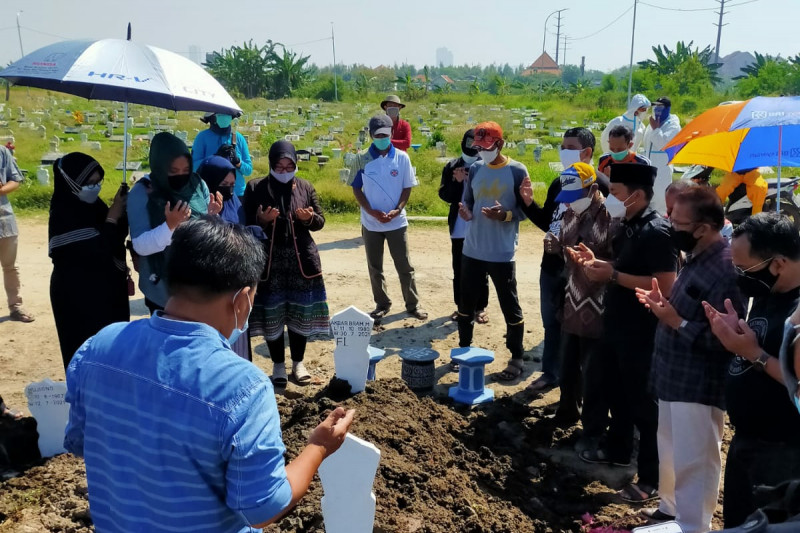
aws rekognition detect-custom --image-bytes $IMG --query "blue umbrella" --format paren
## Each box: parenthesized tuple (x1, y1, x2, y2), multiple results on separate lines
(0, 26, 241, 182)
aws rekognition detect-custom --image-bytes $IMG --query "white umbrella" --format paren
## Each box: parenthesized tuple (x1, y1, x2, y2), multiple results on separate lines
(0, 25, 242, 182)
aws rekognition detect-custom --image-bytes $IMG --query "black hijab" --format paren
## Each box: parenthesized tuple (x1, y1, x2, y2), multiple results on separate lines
(48, 152, 108, 258)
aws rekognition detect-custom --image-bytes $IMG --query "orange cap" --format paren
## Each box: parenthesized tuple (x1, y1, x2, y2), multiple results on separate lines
(472, 121, 504, 148)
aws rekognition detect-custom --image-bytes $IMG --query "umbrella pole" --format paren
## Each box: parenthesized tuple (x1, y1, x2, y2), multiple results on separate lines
(777, 125, 783, 214)
(123, 101, 129, 185)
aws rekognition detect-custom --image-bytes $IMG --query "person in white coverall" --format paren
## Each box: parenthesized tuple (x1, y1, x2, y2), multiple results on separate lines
(642, 96, 681, 216)
(600, 93, 651, 155)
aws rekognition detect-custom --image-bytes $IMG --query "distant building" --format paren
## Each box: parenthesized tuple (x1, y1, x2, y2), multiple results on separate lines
(432, 75, 455, 89)
(521, 52, 561, 77)
(436, 47, 454, 68)
(188, 45, 202, 65)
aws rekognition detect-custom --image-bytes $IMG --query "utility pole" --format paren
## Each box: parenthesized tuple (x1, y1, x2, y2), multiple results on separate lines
(16, 11, 24, 58)
(562, 34, 569, 66)
(555, 10, 565, 65)
(331, 22, 338, 102)
(542, 8, 567, 58)
(713, 0, 728, 64)
(627, 0, 639, 104)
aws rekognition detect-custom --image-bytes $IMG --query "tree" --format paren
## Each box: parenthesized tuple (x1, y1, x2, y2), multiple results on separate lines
(734, 52, 779, 80)
(488, 75, 509, 96)
(268, 45, 313, 98)
(638, 41, 721, 85)
(561, 65, 581, 85)
(203, 40, 276, 99)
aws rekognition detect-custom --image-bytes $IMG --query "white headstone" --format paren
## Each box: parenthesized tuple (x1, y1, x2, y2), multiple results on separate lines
(319, 434, 380, 533)
(330, 306, 373, 394)
(24, 379, 69, 457)
(36, 166, 50, 185)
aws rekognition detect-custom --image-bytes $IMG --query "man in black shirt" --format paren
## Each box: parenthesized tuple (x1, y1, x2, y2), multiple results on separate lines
(703, 213, 800, 528)
(574, 164, 677, 505)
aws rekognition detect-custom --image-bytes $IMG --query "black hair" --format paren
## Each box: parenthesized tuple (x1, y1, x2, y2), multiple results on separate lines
(166, 216, 265, 299)
(564, 127, 596, 151)
(625, 183, 654, 201)
(674, 187, 724, 231)
(733, 212, 800, 261)
(608, 125, 633, 143)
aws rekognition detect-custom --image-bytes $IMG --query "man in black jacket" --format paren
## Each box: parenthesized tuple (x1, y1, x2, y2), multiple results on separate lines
(438, 129, 489, 324)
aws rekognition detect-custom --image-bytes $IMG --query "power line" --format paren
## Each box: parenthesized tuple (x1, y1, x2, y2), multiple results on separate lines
(286, 37, 331, 48)
(570, 5, 633, 41)
(20, 26, 71, 40)
(639, 0, 757, 12)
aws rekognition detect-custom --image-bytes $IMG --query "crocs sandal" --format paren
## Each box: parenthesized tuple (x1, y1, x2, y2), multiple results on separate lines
(618, 483, 659, 503)
(292, 362, 312, 385)
(271, 363, 288, 388)
(497, 360, 524, 381)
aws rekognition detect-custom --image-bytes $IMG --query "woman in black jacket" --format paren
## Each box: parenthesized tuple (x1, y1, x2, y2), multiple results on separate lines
(244, 141, 329, 386)
(438, 129, 489, 324)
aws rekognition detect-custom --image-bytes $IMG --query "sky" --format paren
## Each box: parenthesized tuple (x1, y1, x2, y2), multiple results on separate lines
(0, 0, 794, 74)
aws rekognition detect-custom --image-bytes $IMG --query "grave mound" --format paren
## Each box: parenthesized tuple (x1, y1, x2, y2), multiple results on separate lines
(0, 379, 640, 532)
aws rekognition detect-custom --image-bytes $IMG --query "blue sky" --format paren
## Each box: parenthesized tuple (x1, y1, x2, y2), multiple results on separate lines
(0, 0, 793, 73)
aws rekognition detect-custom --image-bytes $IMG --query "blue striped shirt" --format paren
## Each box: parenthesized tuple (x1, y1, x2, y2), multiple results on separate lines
(65, 313, 292, 532)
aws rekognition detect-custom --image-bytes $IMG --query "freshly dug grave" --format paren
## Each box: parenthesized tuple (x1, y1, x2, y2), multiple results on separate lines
(0, 379, 646, 532)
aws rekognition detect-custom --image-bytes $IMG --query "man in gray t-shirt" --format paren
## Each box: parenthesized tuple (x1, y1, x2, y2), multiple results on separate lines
(0, 146, 33, 322)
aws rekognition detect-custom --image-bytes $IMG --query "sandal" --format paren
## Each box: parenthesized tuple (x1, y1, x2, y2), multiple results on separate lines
(526, 375, 555, 392)
(408, 308, 428, 320)
(292, 362, 312, 385)
(9, 309, 34, 323)
(579, 448, 631, 467)
(271, 363, 288, 388)
(497, 360, 524, 381)
(618, 483, 658, 503)
(449, 361, 460, 372)
(0, 402, 22, 420)
(369, 305, 391, 320)
(475, 310, 489, 324)
(450, 310, 459, 321)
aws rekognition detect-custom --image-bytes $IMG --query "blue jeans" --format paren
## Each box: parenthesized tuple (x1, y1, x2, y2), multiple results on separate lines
(539, 268, 565, 383)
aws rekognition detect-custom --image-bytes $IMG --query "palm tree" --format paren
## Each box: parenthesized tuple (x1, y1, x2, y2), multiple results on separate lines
(268, 45, 312, 98)
(638, 41, 722, 85)
(468, 79, 482, 96)
(735, 52, 780, 80)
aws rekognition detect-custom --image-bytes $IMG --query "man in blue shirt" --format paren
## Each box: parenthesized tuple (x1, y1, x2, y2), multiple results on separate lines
(65, 216, 355, 533)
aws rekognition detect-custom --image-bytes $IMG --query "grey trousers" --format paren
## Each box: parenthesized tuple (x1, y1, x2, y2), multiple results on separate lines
(361, 225, 420, 311)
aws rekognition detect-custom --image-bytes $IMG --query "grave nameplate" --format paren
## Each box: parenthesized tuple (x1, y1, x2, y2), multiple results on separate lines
(25, 379, 69, 457)
(330, 306, 373, 394)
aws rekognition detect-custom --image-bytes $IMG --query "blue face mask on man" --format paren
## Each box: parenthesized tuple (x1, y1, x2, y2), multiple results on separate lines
(373, 137, 392, 151)
(227, 288, 252, 345)
(215, 114, 233, 129)
(654, 105, 670, 124)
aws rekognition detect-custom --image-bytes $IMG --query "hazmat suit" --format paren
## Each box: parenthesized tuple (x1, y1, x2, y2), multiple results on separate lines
(600, 94, 651, 154)
(642, 111, 681, 216)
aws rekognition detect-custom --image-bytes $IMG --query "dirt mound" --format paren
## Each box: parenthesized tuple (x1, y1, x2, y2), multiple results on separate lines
(0, 379, 645, 532)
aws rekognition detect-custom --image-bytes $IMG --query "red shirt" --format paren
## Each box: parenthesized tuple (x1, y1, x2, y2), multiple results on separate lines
(391, 119, 412, 151)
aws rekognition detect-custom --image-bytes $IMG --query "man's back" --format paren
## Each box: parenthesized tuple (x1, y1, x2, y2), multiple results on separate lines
(65, 314, 291, 533)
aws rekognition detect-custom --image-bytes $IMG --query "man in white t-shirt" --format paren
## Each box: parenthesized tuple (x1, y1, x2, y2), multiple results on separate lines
(351, 115, 427, 321)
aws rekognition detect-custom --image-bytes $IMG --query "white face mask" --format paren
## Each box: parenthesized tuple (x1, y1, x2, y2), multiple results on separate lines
(386, 106, 400, 118)
(77, 183, 102, 204)
(461, 153, 479, 166)
(559, 148, 583, 169)
(271, 170, 296, 183)
(478, 148, 498, 163)
(569, 196, 592, 215)
(604, 194, 626, 219)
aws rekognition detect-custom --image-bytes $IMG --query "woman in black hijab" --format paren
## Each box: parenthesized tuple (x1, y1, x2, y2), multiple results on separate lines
(49, 152, 130, 370)
(244, 140, 329, 386)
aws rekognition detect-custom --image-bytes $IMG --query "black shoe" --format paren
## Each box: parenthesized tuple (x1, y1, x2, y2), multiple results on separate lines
(641, 508, 675, 522)
(369, 305, 391, 319)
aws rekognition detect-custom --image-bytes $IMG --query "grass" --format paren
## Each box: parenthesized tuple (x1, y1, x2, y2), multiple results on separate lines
(3, 87, 792, 218)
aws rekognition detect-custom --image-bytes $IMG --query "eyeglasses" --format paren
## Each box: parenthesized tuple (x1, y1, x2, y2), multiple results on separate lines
(734, 257, 774, 277)
(273, 164, 296, 173)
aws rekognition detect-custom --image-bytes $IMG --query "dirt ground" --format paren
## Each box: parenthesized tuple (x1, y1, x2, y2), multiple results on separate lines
(0, 217, 727, 532)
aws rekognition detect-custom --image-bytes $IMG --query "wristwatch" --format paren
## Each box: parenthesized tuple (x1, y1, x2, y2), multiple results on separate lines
(752, 351, 770, 371)
(610, 270, 619, 284)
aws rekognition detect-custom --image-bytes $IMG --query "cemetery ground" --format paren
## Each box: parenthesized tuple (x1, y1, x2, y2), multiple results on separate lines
(0, 217, 731, 532)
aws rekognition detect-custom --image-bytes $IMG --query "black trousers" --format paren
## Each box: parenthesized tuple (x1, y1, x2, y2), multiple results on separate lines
(723, 434, 800, 527)
(556, 333, 608, 436)
(451, 238, 489, 310)
(457, 256, 524, 359)
(604, 335, 659, 488)
(267, 329, 308, 364)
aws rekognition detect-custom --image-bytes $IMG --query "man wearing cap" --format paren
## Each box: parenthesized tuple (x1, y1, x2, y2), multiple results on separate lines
(642, 97, 681, 215)
(381, 95, 412, 152)
(192, 113, 253, 200)
(637, 187, 744, 533)
(574, 164, 677, 506)
(544, 163, 615, 437)
(351, 115, 427, 321)
(456, 121, 528, 380)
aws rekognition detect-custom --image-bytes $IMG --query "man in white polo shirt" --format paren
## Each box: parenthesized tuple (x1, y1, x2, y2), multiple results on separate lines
(351, 115, 427, 321)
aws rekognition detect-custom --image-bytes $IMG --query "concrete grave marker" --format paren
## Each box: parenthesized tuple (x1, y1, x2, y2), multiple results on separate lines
(25, 379, 69, 457)
(330, 306, 373, 393)
(319, 434, 380, 533)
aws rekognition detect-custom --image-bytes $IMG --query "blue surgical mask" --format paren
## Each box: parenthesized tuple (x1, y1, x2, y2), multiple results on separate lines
(77, 182, 102, 204)
(227, 288, 252, 345)
(373, 137, 392, 151)
(215, 114, 233, 128)
(271, 169, 296, 183)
